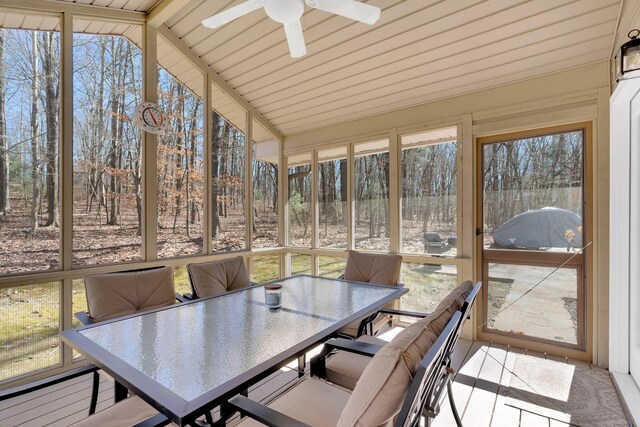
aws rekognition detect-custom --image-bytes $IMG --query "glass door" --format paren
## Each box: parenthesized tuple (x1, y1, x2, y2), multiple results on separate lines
(477, 124, 591, 354)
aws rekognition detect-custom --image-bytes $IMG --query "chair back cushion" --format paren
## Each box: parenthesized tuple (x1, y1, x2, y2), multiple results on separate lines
(337, 317, 437, 426)
(343, 251, 402, 286)
(85, 267, 175, 323)
(188, 257, 250, 298)
(337, 280, 474, 426)
(427, 280, 474, 334)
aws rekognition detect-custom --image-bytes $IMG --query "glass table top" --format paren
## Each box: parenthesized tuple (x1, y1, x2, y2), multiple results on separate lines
(74, 275, 401, 402)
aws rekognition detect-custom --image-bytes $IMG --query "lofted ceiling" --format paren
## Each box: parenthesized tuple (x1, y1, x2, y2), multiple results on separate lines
(10, 0, 627, 136)
(162, 0, 622, 136)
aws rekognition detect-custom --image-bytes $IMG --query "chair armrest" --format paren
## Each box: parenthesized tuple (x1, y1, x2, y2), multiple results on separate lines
(0, 364, 99, 401)
(324, 338, 383, 357)
(355, 307, 427, 337)
(227, 395, 312, 427)
(74, 311, 94, 325)
(310, 338, 383, 379)
(373, 308, 428, 319)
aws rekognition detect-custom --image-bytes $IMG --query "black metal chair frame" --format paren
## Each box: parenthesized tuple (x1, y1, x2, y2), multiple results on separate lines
(309, 281, 482, 426)
(0, 364, 170, 427)
(224, 311, 463, 427)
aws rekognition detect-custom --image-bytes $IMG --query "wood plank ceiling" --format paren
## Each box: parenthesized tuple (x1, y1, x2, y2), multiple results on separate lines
(41, 0, 625, 136)
(162, 0, 622, 136)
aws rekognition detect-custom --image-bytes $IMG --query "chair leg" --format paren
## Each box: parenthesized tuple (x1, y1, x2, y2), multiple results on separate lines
(114, 380, 128, 403)
(297, 354, 306, 378)
(89, 370, 100, 415)
(447, 379, 463, 427)
(204, 411, 214, 425)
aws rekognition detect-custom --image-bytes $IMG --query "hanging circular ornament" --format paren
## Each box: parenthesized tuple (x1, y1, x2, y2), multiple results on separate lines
(134, 102, 169, 134)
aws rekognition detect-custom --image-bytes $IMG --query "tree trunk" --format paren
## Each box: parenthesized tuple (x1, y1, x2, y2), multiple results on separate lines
(41, 32, 58, 227)
(211, 112, 221, 238)
(30, 33, 40, 236)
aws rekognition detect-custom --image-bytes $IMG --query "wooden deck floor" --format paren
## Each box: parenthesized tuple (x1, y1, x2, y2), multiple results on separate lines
(0, 339, 631, 427)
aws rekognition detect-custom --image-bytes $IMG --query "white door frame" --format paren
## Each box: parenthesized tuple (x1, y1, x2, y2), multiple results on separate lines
(609, 78, 640, 404)
(609, 78, 640, 374)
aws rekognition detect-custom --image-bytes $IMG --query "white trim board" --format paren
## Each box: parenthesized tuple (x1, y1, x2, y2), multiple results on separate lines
(611, 371, 640, 426)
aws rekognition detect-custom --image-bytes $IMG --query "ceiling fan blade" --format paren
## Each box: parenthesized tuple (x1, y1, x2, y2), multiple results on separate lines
(284, 20, 307, 58)
(202, 0, 263, 29)
(305, 0, 380, 25)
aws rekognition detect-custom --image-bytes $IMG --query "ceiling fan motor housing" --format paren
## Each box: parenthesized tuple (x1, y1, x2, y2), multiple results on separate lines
(264, 0, 304, 23)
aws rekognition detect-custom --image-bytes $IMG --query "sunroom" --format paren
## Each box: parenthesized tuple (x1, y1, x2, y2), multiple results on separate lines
(0, 0, 638, 426)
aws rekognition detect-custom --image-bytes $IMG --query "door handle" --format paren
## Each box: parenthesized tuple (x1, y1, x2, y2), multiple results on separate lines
(475, 228, 483, 236)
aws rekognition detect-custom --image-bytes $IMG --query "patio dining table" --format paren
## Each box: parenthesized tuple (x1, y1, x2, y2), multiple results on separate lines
(60, 274, 407, 426)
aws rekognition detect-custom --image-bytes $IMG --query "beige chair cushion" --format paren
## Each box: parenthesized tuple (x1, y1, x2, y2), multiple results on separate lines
(427, 280, 474, 334)
(187, 256, 251, 298)
(70, 396, 158, 427)
(340, 251, 402, 338)
(85, 267, 175, 323)
(328, 280, 475, 391)
(337, 313, 441, 427)
(340, 314, 389, 339)
(326, 335, 387, 390)
(343, 251, 402, 286)
(236, 378, 351, 427)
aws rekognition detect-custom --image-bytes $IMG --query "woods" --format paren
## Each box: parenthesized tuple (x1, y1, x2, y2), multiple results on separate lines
(482, 132, 584, 245)
(0, 29, 61, 273)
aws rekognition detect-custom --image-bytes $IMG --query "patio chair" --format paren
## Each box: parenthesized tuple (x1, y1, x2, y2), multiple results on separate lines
(311, 280, 481, 393)
(227, 310, 464, 427)
(182, 256, 254, 300)
(0, 364, 170, 427)
(73, 266, 177, 414)
(75, 266, 177, 325)
(338, 250, 403, 338)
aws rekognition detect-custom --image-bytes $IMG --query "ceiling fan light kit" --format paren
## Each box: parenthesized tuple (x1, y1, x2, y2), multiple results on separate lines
(201, 0, 381, 58)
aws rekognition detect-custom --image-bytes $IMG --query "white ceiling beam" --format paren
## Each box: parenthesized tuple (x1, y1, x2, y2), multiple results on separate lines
(147, 0, 194, 28)
(0, 0, 145, 22)
(158, 24, 283, 142)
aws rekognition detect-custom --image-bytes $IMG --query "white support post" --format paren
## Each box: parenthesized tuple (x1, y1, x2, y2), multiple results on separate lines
(60, 12, 73, 272)
(311, 150, 319, 275)
(460, 114, 475, 339)
(60, 12, 74, 366)
(246, 113, 253, 252)
(279, 139, 286, 279)
(143, 24, 158, 261)
(389, 128, 400, 255)
(347, 144, 355, 251)
(203, 76, 212, 254)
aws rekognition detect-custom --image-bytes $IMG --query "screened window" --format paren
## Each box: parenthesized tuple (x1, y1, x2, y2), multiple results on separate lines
(253, 254, 280, 283)
(72, 22, 143, 265)
(318, 147, 347, 249)
(252, 119, 279, 248)
(287, 154, 311, 247)
(0, 17, 61, 274)
(354, 139, 389, 251)
(1, 281, 60, 381)
(211, 84, 247, 252)
(401, 128, 458, 256)
(157, 36, 204, 258)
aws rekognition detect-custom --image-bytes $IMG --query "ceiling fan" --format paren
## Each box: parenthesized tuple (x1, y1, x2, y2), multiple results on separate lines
(201, 0, 381, 58)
